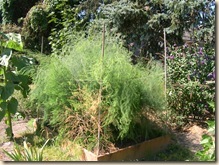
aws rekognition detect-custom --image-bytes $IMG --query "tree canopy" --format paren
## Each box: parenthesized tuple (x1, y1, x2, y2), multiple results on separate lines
(0, 0, 215, 58)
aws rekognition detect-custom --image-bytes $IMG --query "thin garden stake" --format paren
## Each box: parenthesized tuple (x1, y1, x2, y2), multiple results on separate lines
(163, 28, 168, 132)
(102, 23, 105, 59)
(164, 29, 167, 98)
(41, 36, 44, 54)
(96, 23, 105, 156)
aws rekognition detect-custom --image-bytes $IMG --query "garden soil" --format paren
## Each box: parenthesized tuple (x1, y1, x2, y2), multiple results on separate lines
(0, 118, 207, 161)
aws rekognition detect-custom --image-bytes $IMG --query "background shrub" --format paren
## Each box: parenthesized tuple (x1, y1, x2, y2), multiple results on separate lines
(31, 34, 166, 151)
(46, 0, 78, 54)
(167, 43, 215, 120)
(1, 0, 38, 24)
(21, 3, 51, 53)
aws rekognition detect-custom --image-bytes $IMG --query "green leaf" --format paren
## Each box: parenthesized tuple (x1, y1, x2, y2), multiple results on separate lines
(17, 74, 30, 85)
(15, 75, 30, 98)
(200, 135, 211, 144)
(5, 71, 20, 84)
(0, 68, 4, 75)
(3, 149, 23, 161)
(0, 48, 11, 56)
(4, 33, 23, 51)
(0, 101, 7, 121)
(11, 56, 35, 71)
(7, 97, 18, 114)
(206, 120, 215, 135)
(207, 102, 215, 111)
(6, 40, 23, 52)
(207, 120, 215, 127)
(1, 83, 14, 100)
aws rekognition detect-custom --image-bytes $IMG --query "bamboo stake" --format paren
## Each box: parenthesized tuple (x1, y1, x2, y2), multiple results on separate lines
(163, 28, 168, 132)
(96, 23, 105, 156)
(164, 29, 167, 98)
(41, 36, 44, 54)
(102, 23, 105, 59)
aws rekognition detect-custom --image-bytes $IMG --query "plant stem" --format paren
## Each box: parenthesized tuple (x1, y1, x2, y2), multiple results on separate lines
(6, 109, 13, 140)
(3, 66, 13, 140)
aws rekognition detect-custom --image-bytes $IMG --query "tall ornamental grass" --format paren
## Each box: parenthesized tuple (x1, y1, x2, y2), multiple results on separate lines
(30, 34, 166, 151)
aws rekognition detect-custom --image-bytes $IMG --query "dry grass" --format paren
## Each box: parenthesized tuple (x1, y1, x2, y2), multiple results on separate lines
(43, 140, 83, 161)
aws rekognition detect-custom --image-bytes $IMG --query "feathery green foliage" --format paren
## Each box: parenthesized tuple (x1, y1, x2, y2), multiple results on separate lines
(31, 34, 166, 151)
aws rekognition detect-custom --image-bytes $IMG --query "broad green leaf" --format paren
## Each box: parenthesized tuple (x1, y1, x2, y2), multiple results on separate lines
(17, 85, 30, 98)
(6, 40, 23, 52)
(13, 74, 30, 98)
(18, 74, 30, 85)
(0, 68, 4, 75)
(11, 56, 34, 71)
(0, 48, 11, 56)
(7, 97, 18, 114)
(4, 33, 23, 51)
(1, 83, 14, 100)
(0, 101, 7, 121)
(5, 71, 20, 84)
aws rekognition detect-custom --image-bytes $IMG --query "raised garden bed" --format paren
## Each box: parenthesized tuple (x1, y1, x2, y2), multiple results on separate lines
(81, 135, 172, 161)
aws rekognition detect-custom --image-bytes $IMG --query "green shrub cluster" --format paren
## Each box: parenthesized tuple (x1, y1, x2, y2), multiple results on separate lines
(1, 0, 15, 24)
(46, 0, 78, 54)
(31, 34, 166, 151)
(167, 43, 215, 119)
(21, 3, 51, 53)
(0, 32, 33, 139)
(0, 0, 38, 24)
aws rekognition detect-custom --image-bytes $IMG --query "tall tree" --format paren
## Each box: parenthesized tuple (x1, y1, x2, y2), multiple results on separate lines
(89, 0, 215, 61)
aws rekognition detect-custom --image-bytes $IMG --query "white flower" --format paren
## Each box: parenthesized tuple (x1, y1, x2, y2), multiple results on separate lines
(0, 51, 12, 67)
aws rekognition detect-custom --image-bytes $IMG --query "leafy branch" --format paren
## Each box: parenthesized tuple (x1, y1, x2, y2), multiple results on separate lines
(0, 32, 33, 140)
